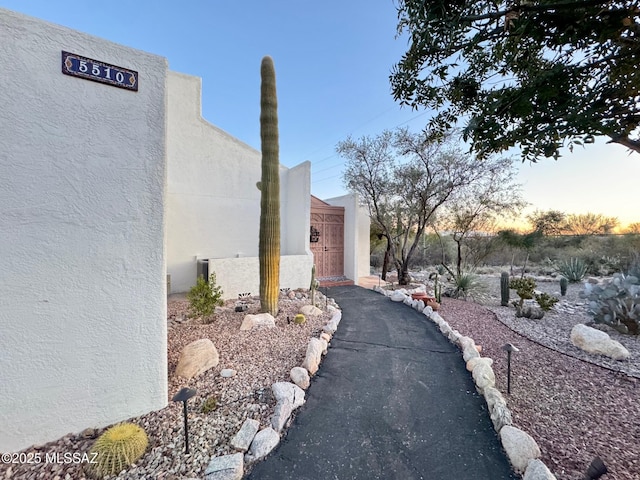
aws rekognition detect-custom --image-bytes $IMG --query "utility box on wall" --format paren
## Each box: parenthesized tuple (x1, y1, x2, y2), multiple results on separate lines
(0, 8, 168, 452)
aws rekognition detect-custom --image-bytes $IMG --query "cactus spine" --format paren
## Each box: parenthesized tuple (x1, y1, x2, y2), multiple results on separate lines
(560, 276, 568, 296)
(500, 272, 510, 306)
(258, 56, 280, 316)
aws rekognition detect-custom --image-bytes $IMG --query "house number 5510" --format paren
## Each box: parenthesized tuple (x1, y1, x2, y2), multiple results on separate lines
(62, 51, 139, 92)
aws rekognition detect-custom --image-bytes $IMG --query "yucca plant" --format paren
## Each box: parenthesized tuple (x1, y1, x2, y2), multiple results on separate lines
(452, 271, 483, 300)
(87, 423, 148, 478)
(258, 55, 281, 316)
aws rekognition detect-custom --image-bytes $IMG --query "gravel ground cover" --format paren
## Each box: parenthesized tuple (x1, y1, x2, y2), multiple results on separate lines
(437, 275, 640, 480)
(3, 275, 640, 480)
(0, 291, 333, 480)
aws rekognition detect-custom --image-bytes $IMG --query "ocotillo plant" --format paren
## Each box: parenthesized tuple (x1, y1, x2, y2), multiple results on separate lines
(258, 56, 280, 316)
(500, 272, 510, 306)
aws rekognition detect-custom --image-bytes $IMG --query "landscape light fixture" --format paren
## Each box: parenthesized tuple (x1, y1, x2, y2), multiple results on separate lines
(584, 457, 608, 480)
(501, 343, 519, 394)
(171, 387, 197, 454)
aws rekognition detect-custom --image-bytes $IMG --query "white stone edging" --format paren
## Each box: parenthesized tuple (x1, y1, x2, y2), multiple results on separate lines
(203, 302, 342, 480)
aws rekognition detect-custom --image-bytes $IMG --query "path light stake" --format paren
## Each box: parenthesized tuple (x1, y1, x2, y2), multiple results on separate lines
(172, 387, 196, 454)
(583, 457, 608, 479)
(501, 343, 519, 394)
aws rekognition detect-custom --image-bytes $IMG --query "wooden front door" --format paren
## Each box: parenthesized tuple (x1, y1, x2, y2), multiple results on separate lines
(310, 197, 345, 278)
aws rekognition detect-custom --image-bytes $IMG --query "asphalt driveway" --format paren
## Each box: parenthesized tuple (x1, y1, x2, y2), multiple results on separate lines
(246, 285, 517, 480)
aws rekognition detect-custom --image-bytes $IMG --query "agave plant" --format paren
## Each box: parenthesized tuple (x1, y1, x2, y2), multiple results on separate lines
(555, 257, 588, 282)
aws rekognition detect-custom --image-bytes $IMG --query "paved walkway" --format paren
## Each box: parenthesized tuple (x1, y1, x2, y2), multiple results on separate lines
(246, 286, 517, 480)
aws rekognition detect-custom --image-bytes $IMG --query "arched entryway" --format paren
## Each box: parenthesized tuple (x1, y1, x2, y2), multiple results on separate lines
(310, 196, 345, 281)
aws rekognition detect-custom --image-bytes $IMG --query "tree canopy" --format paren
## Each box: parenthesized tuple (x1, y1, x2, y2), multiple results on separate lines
(338, 127, 519, 284)
(391, 0, 640, 161)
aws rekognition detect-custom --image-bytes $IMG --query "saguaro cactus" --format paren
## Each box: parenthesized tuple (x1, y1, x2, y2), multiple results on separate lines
(500, 272, 510, 306)
(258, 56, 280, 316)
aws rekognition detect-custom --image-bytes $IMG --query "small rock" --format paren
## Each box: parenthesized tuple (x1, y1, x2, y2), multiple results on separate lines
(500, 425, 541, 474)
(272, 382, 306, 408)
(204, 452, 243, 480)
(300, 304, 323, 316)
(302, 338, 324, 375)
(390, 291, 406, 302)
(220, 369, 237, 378)
(472, 361, 496, 392)
(230, 419, 260, 452)
(290, 367, 310, 389)
(271, 399, 294, 432)
(245, 428, 280, 464)
(523, 459, 557, 480)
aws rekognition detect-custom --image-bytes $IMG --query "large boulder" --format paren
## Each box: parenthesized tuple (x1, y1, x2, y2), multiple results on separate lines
(570, 324, 630, 360)
(240, 313, 276, 331)
(174, 339, 219, 380)
(500, 425, 541, 474)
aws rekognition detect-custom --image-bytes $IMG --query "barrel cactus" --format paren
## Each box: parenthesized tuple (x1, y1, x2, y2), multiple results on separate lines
(87, 423, 148, 478)
(258, 56, 280, 316)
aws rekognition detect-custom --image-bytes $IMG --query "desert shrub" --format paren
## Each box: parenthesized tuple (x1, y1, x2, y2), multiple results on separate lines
(535, 292, 559, 311)
(555, 257, 588, 282)
(509, 277, 536, 306)
(187, 272, 224, 322)
(509, 276, 558, 317)
(201, 395, 219, 414)
(580, 273, 640, 335)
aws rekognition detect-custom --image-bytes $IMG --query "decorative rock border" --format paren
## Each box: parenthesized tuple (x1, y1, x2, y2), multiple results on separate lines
(201, 303, 342, 480)
(372, 285, 557, 480)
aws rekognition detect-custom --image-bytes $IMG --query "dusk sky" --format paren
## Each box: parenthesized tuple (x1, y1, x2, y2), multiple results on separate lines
(3, 1, 638, 228)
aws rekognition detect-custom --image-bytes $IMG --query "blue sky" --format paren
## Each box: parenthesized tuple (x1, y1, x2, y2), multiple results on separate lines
(3, 1, 639, 227)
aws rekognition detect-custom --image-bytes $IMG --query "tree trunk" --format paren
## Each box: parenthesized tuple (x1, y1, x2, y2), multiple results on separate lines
(381, 240, 392, 280)
(456, 240, 463, 277)
(398, 261, 411, 285)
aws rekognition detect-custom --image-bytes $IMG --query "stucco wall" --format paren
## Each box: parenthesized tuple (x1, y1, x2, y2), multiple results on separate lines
(0, 9, 168, 452)
(209, 255, 313, 299)
(325, 193, 371, 280)
(166, 71, 312, 294)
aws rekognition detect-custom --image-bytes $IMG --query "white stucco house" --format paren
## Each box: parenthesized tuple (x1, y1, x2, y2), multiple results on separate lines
(0, 8, 369, 453)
